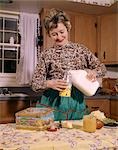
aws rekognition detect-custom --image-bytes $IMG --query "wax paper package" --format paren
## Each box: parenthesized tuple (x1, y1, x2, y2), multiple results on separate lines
(15, 107, 54, 130)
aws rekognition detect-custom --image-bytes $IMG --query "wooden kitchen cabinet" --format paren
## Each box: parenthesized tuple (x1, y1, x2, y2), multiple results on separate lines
(40, 9, 53, 50)
(110, 100, 118, 121)
(0, 100, 30, 123)
(85, 99, 110, 117)
(99, 13, 118, 64)
(74, 14, 97, 54)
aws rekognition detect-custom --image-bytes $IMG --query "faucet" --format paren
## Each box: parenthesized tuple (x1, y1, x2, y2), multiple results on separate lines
(0, 88, 12, 95)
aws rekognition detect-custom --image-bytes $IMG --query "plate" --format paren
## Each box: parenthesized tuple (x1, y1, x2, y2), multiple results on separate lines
(104, 122, 118, 129)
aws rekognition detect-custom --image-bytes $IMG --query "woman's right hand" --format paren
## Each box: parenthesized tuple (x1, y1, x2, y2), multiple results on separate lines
(46, 79, 68, 91)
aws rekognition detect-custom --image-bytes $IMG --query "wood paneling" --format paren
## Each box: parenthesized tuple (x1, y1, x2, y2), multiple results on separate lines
(100, 13, 118, 64)
(75, 14, 97, 54)
(0, 100, 30, 123)
(86, 99, 110, 117)
(110, 100, 118, 121)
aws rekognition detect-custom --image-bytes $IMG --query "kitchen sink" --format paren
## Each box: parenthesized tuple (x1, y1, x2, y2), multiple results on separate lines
(0, 93, 29, 98)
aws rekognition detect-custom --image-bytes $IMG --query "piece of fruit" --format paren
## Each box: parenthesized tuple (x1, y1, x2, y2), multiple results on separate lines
(96, 119, 104, 129)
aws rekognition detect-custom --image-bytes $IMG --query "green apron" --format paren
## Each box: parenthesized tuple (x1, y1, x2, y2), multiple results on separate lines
(36, 86, 89, 121)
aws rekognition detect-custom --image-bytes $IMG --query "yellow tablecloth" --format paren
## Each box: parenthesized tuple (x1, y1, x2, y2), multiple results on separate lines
(0, 122, 118, 150)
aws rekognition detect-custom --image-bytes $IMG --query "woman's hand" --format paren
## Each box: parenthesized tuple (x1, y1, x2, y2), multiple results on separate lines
(46, 79, 68, 91)
(86, 69, 97, 82)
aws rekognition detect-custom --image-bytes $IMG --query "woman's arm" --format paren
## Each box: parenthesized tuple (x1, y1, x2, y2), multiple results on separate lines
(83, 45, 107, 78)
(32, 52, 47, 92)
(32, 50, 68, 92)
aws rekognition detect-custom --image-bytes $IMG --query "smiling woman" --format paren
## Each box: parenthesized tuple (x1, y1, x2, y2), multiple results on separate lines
(32, 8, 106, 121)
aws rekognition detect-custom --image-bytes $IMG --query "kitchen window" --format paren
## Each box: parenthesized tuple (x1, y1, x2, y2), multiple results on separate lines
(0, 12, 20, 86)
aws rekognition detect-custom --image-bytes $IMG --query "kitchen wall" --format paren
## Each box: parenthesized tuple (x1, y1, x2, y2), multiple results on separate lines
(106, 71, 118, 78)
(105, 66, 118, 78)
(96, 66, 118, 87)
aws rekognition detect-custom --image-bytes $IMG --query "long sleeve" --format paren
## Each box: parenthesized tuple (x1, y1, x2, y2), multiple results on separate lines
(82, 45, 107, 77)
(31, 52, 47, 92)
(32, 43, 107, 92)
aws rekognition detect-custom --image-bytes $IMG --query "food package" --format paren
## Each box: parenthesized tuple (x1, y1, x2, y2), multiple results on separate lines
(90, 110, 106, 121)
(15, 107, 54, 130)
(90, 110, 105, 129)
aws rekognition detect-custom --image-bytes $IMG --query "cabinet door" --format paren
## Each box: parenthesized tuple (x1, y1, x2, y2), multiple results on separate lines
(66, 11, 75, 42)
(40, 9, 53, 50)
(100, 13, 118, 64)
(110, 100, 118, 121)
(85, 99, 110, 117)
(75, 14, 97, 55)
(0, 100, 30, 123)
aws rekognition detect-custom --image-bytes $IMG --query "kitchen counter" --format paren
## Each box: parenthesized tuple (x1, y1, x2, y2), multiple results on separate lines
(0, 94, 117, 101)
(0, 88, 117, 100)
(85, 94, 118, 100)
(0, 93, 30, 100)
(0, 122, 118, 150)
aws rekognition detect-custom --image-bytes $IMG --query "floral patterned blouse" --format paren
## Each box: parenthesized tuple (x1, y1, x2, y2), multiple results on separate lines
(32, 42, 106, 91)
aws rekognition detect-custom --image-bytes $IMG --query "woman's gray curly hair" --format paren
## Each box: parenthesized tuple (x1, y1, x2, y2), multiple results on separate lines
(44, 8, 71, 35)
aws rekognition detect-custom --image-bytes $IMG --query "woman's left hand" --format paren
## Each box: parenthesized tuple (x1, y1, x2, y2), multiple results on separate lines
(86, 69, 97, 82)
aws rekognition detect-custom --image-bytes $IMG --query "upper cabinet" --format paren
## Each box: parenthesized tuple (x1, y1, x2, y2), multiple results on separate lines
(40, 9, 53, 50)
(99, 13, 118, 64)
(74, 14, 97, 55)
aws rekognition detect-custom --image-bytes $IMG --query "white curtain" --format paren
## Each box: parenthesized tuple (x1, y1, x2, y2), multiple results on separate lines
(16, 12, 39, 85)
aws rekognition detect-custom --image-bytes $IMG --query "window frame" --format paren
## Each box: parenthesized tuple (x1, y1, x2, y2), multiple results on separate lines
(0, 12, 21, 87)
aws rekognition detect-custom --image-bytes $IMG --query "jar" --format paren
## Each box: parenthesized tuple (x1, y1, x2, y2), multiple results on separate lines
(83, 115, 96, 132)
(10, 37, 14, 44)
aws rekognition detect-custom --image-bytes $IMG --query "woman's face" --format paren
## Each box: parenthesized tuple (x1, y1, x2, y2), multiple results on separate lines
(49, 22, 69, 46)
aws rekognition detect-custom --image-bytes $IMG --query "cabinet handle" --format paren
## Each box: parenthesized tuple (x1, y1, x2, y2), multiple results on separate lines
(103, 51, 106, 59)
(95, 52, 98, 57)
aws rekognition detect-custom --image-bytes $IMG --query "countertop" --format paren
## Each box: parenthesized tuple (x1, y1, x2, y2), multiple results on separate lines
(85, 94, 118, 100)
(0, 122, 118, 150)
(0, 93, 118, 101)
(0, 93, 30, 101)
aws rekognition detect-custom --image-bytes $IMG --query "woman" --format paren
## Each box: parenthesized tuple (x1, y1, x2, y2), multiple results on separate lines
(32, 8, 106, 121)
